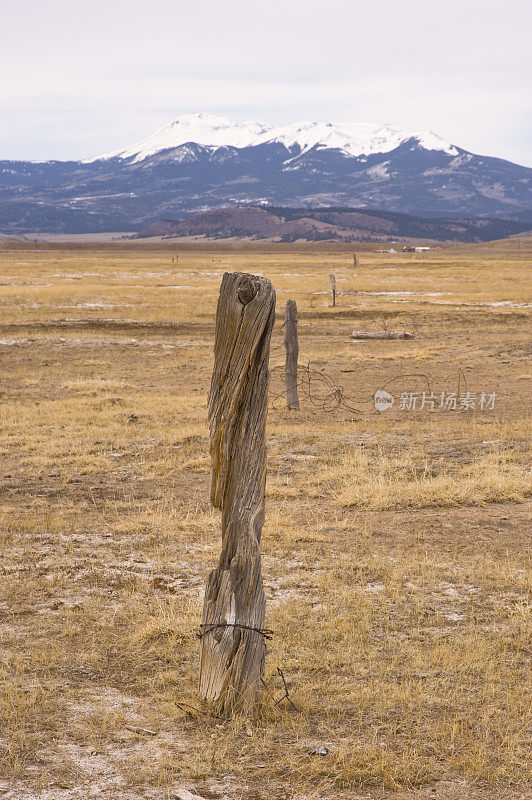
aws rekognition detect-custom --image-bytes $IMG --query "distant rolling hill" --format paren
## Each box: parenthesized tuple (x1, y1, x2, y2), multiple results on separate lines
(1, 113, 531, 234)
(136, 206, 532, 243)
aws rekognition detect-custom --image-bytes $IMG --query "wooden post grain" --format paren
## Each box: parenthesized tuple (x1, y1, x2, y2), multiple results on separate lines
(199, 272, 276, 715)
(284, 300, 299, 410)
(329, 274, 336, 306)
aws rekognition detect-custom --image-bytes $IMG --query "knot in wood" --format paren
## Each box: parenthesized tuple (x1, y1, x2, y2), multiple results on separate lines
(237, 275, 259, 305)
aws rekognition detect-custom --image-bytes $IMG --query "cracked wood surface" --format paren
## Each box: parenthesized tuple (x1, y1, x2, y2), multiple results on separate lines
(199, 272, 276, 715)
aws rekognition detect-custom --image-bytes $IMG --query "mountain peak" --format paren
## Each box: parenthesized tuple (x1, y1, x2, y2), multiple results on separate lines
(86, 114, 458, 163)
(5, 117, 530, 233)
(88, 113, 273, 163)
(253, 120, 458, 158)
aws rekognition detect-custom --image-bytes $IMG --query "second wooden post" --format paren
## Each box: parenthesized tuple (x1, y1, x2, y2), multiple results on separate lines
(284, 299, 299, 410)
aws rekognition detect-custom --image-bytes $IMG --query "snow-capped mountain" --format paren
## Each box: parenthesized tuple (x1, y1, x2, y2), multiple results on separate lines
(253, 120, 458, 159)
(1, 113, 530, 234)
(87, 112, 458, 163)
(88, 113, 274, 163)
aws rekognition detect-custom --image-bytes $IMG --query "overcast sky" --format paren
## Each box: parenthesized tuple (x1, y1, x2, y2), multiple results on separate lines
(2, 0, 531, 165)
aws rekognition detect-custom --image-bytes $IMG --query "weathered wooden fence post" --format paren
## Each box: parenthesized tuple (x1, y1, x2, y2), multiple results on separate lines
(329, 273, 336, 306)
(199, 272, 276, 715)
(353, 252, 357, 268)
(284, 300, 299, 410)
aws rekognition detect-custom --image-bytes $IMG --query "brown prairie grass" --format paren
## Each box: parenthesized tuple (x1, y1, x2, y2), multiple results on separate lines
(0, 239, 530, 799)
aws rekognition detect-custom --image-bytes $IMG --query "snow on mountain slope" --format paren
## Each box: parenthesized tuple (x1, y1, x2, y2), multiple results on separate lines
(87, 113, 273, 163)
(253, 121, 458, 158)
(87, 113, 458, 163)
(4, 115, 530, 233)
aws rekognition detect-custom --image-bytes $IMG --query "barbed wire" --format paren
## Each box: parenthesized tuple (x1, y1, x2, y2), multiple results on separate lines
(268, 303, 471, 414)
(269, 361, 470, 416)
(269, 362, 363, 414)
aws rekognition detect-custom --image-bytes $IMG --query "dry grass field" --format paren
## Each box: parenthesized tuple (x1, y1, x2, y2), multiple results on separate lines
(0, 239, 530, 800)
